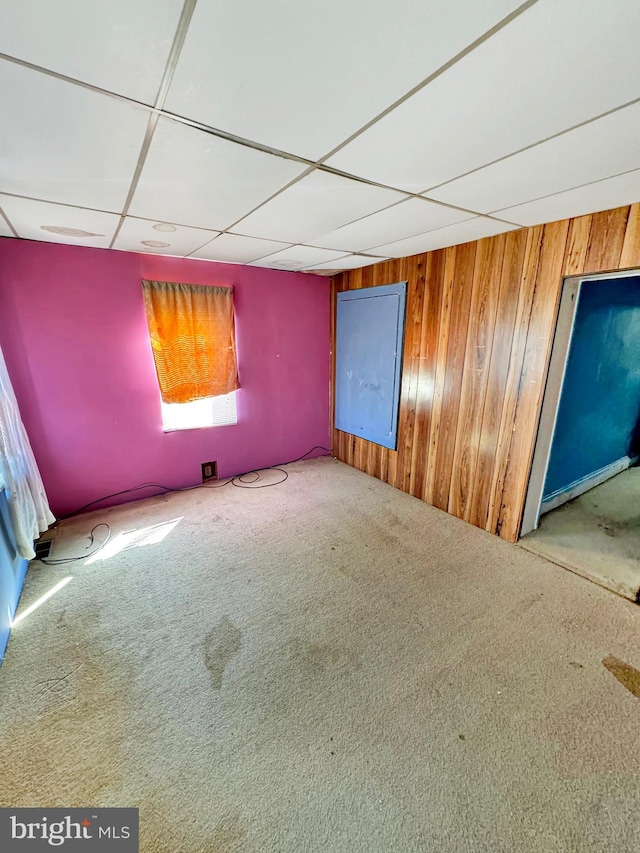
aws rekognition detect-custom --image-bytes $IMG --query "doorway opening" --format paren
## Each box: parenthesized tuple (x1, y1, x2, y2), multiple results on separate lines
(520, 269, 640, 603)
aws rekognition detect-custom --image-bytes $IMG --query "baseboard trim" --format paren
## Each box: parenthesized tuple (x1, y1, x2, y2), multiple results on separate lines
(540, 455, 637, 515)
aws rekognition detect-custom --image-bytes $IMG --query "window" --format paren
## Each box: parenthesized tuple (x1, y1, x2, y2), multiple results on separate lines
(161, 391, 238, 432)
(142, 279, 239, 432)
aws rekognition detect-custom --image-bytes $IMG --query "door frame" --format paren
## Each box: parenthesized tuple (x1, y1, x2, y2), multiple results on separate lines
(520, 267, 640, 537)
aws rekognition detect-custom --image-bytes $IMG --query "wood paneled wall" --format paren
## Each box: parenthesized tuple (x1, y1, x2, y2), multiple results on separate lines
(331, 203, 640, 542)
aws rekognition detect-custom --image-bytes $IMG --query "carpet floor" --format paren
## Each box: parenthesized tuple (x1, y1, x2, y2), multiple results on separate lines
(1, 457, 639, 852)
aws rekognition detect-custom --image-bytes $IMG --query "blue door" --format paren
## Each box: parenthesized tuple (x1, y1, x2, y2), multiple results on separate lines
(335, 283, 407, 450)
(0, 488, 28, 661)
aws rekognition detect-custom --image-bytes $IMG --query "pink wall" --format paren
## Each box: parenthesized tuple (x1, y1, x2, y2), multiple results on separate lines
(0, 238, 330, 517)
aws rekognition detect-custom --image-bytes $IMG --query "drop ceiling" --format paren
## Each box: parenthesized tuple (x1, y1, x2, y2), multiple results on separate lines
(0, 0, 639, 273)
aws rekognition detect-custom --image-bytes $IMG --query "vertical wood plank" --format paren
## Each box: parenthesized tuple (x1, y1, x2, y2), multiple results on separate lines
(409, 249, 446, 499)
(394, 256, 425, 493)
(583, 206, 630, 273)
(468, 228, 527, 530)
(562, 214, 592, 275)
(449, 234, 507, 521)
(497, 218, 570, 541)
(430, 241, 476, 511)
(486, 225, 544, 534)
(424, 245, 457, 503)
(620, 203, 640, 269)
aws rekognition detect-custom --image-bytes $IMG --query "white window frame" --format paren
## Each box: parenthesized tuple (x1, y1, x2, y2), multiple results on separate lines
(161, 391, 238, 432)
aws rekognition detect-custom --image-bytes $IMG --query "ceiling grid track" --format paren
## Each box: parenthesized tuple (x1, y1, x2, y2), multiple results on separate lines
(108, 0, 199, 250)
(0, 206, 19, 238)
(314, 0, 541, 166)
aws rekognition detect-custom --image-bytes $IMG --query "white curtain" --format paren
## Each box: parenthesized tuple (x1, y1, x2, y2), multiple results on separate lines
(0, 345, 55, 559)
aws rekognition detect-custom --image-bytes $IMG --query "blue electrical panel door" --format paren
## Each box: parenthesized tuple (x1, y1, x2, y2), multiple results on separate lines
(335, 282, 407, 450)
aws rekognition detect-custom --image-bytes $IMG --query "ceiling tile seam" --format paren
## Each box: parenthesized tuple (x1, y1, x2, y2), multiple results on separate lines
(0, 190, 122, 218)
(356, 213, 523, 252)
(0, 186, 519, 257)
(107, 114, 160, 249)
(489, 165, 640, 216)
(260, 251, 354, 270)
(0, 51, 323, 173)
(108, 0, 200, 250)
(182, 231, 297, 262)
(360, 215, 521, 253)
(219, 165, 509, 244)
(0, 48, 536, 220)
(230, 243, 332, 264)
(311, 163, 519, 219)
(477, 213, 523, 227)
(241, 241, 381, 265)
(0, 191, 230, 237)
(0, 51, 153, 109)
(153, 0, 198, 106)
(231, 240, 353, 267)
(158, 107, 318, 168)
(294, 199, 480, 251)
(238, 235, 362, 263)
(0, 21, 564, 222)
(280, 197, 415, 244)
(0, 50, 539, 225)
(0, 206, 19, 238)
(420, 94, 640, 196)
(182, 232, 227, 258)
(210, 165, 318, 239)
(313, 0, 541, 166)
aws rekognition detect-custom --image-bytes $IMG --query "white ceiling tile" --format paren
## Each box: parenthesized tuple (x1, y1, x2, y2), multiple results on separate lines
(327, 0, 640, 191)
(0, 195, 120, 247)
(371, 217, 520, 257)
(249, 245, 349, 270)
(495, 170, 640, 227)
(190, 233, 292, 264)
(307, 198, 474, 252)
(304, 254, 390, 271)
(113, 217, 218, 256)
(0, 0, 184, 103)
(428, 102, 640, 214)
(165, 0, 522, 159)
(0, 62, 149, 210)
(129, 118, 306, 231)
(235, 170, 404, 244)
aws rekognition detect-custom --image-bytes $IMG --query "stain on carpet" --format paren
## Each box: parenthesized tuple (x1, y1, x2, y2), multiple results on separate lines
(291, 642, 363, 679)
(204, 618, 242, 689)
(602, 655, 640, 699)
(210, 813, 246, 850)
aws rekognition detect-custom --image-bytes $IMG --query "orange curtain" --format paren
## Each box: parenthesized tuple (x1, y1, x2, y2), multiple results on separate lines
(142, 280, 239, 404)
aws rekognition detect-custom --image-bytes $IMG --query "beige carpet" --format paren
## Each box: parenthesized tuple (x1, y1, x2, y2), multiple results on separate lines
(520, 468, 640, 603)
(1, 457, 639, 852)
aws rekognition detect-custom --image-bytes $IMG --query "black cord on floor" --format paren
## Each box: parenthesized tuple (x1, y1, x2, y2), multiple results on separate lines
(62, 445, 331, 517)
(39, 522, 112, 565)
(36, 446, 331, 565)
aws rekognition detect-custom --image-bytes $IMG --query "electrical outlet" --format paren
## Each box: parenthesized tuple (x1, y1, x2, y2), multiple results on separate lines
(201, 461, 218, 482)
